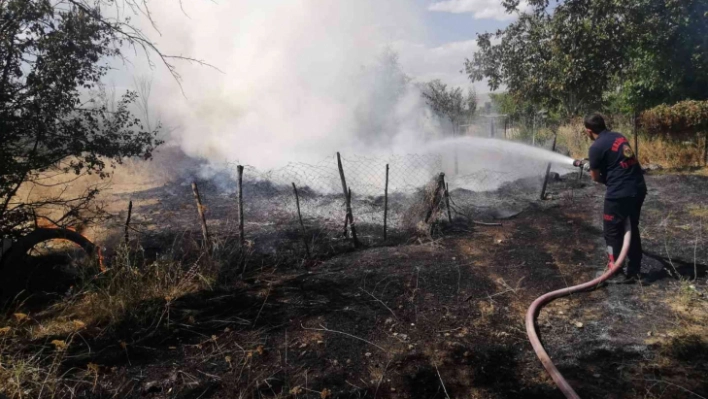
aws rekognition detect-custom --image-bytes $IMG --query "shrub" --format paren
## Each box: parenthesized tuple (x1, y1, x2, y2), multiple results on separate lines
(640, 100, 708, 138)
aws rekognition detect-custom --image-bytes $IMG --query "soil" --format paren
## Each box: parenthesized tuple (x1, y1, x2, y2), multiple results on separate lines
(4, 171, 708, 399)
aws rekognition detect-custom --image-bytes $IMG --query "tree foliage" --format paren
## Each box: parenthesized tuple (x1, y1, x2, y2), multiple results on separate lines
(0, 0, 165, 237)
(468, 0, 708, 117)
(619, 0, 708, 110)
(488, 91, 551, 129)
(421, 80, 477, 134)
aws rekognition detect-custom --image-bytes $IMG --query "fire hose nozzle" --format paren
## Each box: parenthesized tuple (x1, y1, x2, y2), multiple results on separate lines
(573, 159, 590, 172)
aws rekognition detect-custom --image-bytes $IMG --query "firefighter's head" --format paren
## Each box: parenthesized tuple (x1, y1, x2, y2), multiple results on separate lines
(584, 113, 607, 140)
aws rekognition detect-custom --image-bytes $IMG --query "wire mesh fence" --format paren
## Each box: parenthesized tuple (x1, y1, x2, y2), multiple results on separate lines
(232, 153, 445, 253)
(242, 153, 443, 197)
(119, 153, 448, 261)
(116, 146, 582, 265)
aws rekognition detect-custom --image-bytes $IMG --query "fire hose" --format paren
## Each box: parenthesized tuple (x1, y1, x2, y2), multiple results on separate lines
(525, 165, 632, 398)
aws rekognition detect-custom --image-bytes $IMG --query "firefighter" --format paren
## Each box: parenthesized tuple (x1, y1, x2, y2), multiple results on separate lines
(583, 113, 647, 283)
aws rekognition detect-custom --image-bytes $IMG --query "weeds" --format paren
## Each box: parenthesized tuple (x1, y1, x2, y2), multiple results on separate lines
(675, 279, 705, 308)
(0, 233, 225, 398)
(0, 322, 80, 399)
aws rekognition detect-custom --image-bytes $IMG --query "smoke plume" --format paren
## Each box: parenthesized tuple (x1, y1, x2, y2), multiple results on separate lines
(114, 0, 440, 170)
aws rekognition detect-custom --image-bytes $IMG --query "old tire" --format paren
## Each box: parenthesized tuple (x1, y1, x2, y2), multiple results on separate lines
(0, 228, 97, 299)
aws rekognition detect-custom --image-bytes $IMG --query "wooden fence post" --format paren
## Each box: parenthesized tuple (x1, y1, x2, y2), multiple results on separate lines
(191, 182, 209, 249)
(292, 183, 311, 259)
(124, 200, 132, 244)
(237, 165, 245, 251)
(347, 188, 359, 247)
(342, 209, 350, 238)
(336, 152, 348, 202)
(338, 152, 349, 239)
(336, 153, 359, 247)
(540, 134, 558, 200)
(425, 173, 447, 223)
(383, 164, 389, 241)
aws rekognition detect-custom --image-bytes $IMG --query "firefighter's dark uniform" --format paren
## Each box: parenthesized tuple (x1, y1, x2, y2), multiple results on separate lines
(588, 130, 647, 277)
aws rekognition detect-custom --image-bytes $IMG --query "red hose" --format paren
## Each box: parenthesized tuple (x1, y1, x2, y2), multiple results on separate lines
(525, 218, 632, 398)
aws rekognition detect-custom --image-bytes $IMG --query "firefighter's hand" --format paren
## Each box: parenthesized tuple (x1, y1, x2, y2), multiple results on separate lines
(573, 159, 590, 171)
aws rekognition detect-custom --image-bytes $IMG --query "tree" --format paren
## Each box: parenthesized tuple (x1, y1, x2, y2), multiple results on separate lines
(0, 0, 178, 238)
(468, 0, 708, 116)
(466, 1, 628, 118)
(421, 80, 477, 135)
(489, 93, 516, 117)
(618, 0, 708, 110)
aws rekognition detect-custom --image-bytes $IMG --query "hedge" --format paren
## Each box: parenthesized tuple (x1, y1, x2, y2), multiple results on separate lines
(640, 100, 708, 137)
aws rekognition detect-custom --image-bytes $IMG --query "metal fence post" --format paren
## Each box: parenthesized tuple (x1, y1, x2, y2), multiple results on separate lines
(237, 165, 245, 250)
(383, 164, 389, 241)
(633, 111, 639, 162)
(292, 183, 311, 259)
(540, 134, 558, 200)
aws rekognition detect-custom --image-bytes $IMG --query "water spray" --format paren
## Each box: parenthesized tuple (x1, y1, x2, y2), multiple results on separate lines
(526, 218, 632, 398)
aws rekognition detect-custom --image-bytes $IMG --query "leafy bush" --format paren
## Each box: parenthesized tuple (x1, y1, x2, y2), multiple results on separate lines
(640, 101, 708, 137)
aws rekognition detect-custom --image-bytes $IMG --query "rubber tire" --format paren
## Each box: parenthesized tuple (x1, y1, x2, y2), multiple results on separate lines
(0, 228, 97, 298)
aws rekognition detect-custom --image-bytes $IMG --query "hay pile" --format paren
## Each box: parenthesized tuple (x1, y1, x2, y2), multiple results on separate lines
(400, 173, 448, 234)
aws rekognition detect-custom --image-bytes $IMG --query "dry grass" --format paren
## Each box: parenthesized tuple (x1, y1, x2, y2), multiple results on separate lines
(401, 174, 448, 235)
(651, 280, 708, 383)
(0, 236, 226, 399)
(0, 312, 82, 399)
(687, 205, 708, 219)
(557, 119, 707, 170)
(11, 145, 193, 244)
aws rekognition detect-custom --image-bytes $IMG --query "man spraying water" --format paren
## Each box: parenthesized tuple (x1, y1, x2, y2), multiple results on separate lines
(575, 113, 647, 284)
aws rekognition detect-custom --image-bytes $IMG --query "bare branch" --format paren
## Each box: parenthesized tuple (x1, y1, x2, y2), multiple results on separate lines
(301, 323, 386, 353)
(360, 288, 398, 321)
(64, 0, 222, 94)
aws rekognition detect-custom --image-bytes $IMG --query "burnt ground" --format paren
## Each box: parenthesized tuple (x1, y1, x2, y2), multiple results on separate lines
(3, 171, 708, 399)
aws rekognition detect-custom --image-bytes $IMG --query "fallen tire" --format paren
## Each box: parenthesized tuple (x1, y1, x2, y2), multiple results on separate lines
(0, 228, 97, 297)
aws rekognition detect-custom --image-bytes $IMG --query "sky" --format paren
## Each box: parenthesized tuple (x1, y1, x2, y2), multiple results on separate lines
(401, 0, 525, 89)
(420, 0, 522, 44)
(108, 0, 525, 169)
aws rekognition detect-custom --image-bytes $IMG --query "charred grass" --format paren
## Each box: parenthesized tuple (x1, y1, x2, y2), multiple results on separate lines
(1, 174, 708, 398)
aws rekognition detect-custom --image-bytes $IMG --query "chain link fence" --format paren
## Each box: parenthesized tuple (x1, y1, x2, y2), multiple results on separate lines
(115, 146, 581, 265)
(120, 153, 446, 261)
(234, 153, 444, 254)
(243, 153, 443, 196)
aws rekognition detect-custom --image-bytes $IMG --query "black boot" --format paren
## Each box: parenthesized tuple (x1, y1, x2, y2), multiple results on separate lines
(606, 270, 638, 285)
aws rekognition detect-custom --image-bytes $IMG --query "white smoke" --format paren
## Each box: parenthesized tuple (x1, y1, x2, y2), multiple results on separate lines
(111, 0, 447, 170)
